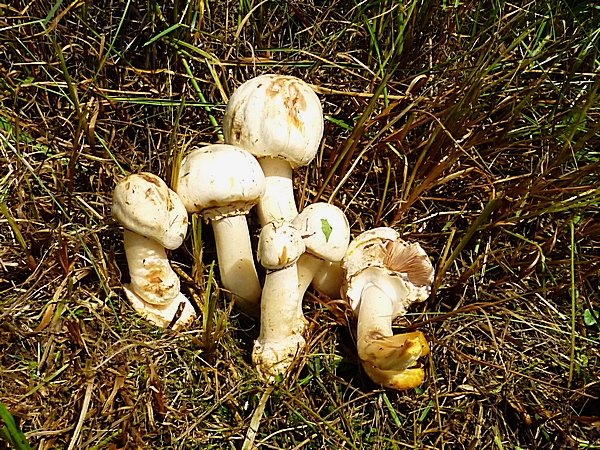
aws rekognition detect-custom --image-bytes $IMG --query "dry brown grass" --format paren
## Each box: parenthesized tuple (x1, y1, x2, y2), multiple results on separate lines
(1, 1, 599, 449)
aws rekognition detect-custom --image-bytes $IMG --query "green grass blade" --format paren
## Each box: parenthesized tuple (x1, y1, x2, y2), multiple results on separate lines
(0, 402, 33, 450)
(42, 0, 64, 27)
(143, 23, 187, 47)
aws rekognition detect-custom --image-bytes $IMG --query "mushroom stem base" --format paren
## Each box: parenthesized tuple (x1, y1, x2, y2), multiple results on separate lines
(361, 331, 430, 371)
(123, 286, 196, 330)
(253, 264, 307, 382)
(257, 158, 297, 226)
(361, 363, 426, 390)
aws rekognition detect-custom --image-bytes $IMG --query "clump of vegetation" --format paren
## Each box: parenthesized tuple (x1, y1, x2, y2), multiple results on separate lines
(1, 1, 598, 449)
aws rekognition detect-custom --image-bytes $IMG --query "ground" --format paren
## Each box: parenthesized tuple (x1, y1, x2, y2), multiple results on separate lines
(1, 1, 599, 449)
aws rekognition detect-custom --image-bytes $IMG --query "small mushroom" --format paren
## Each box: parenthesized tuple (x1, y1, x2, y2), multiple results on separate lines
(176, 144, 266, 316)
(292, 203, 350, 304)
(223, 74, 324, 226)
(112, 172, 196, 329)
(341, 227, 435, 390)
(253, 220, 306, 381)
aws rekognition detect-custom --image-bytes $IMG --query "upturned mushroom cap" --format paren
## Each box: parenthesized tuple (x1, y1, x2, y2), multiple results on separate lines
(292, 203, 350, 263)
(258, 220, 305, 270)
(341, 227, 435, 390)
(223, 74, 324, 169)
(342, 227, 434, 316)
(112, 172, 188, 250)
(176, 144, 266, 220)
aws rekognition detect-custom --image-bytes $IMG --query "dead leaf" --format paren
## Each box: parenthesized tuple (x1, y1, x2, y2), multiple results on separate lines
(35, 303, 56, 332)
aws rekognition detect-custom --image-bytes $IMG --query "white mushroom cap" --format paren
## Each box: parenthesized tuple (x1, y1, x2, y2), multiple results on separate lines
(112, 172, 188, 250)
(176, 144, 266, 220)
(223, 74, 324, 169)
(258, 220, 305, 270)
(175, 144, 265, 315)
(342, 227, 434, 315)
(342, 227, 399, 279)
(292, 203, 350, 263)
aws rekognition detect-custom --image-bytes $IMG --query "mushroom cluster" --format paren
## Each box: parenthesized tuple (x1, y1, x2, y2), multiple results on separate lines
(110, 74, 435, 391)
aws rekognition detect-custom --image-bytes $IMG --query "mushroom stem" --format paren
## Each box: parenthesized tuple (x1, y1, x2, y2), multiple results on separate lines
(122, 229, 196, 329)
(356, 284, 395, 345)
(356, 284, 427, 372)
(296, 252, 326, 318)
(257, 158, 297, 226)
(254, 264, 307, 380)
(262, 265, 307, 338)
(212, 215, 261, 315)
(124, 229, 181, 305)
(311, 260, 344, 299)
(253, 220, 307, 381)
(297, 253, 326, 300)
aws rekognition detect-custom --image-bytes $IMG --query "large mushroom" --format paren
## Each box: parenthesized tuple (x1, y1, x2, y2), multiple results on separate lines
(252, 220, 306, 381)
(176, 144, 265, 316)
(341, 227, 435, 390)
(112, 172, 196, 329)
(223, 74, 324, 226)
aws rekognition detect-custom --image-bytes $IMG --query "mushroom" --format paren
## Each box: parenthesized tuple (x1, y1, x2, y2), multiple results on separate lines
(223, 74, 324, 226)
(341, 227, 435, 390)
(112, 172, 196, 329)
(292, 203, 350, 304)
(253, 220, 306, 381)
(176, 144, 266, 316)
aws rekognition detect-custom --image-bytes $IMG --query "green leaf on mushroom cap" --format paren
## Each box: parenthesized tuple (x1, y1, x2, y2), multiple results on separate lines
(321, 218, 332, 242)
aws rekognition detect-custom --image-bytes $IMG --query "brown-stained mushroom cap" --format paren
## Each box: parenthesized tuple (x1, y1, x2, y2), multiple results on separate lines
(258, 220, 305, 270)
(112, 172, 188, 250)
(223, 74, 324, 169)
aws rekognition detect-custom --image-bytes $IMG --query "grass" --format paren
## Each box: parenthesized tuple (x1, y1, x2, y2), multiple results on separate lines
(1, 0, 599, 449)
(0, 401, 33, 450)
